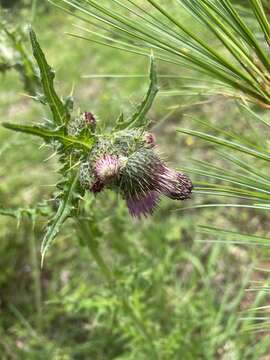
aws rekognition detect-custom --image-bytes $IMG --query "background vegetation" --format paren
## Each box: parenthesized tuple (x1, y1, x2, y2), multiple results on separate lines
(1, 1, 270, 359)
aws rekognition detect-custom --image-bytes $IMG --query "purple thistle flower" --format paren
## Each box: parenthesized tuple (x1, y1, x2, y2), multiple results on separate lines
(86, 139, 192, 218)
(119, 148, 192, 217)
(126, 191, 160, 218)
(156, 166, 193, 200)
(94, 154, 123, 183)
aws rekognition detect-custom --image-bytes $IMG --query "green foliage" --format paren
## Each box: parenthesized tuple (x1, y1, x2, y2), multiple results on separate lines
(0, 19, 37, 94)
(2, 3, 270, 359)
(2, 27, 161, 266)
(50, 0, 270, 336)
(53, 0, 270, 107)
(2, 28, 94, 265)
(40, 170, 80, 266)
(3, 122, 94, 150)
(29, 27, 70, 125)
(121, 54, 158, 130)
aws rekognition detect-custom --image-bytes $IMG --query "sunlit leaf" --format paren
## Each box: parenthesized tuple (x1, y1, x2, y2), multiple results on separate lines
(2, 122, 94, 151)
(29, 27, 70, 125)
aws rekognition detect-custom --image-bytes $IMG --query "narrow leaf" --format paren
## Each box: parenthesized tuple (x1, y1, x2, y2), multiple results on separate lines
(29, 27, 69, 125)
(41, 171, 79, 267)
(116, 55, 159, 130)
(2, 123, 94, 151)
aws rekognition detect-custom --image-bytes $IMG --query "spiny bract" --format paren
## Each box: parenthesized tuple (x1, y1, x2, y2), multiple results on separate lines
(79, 127, 193, 218)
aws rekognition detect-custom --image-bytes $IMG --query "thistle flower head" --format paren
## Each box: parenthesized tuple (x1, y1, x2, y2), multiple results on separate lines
(81, 130, 192, 218)
(119, 148, 192, 217)
(94, 154, 125, 183)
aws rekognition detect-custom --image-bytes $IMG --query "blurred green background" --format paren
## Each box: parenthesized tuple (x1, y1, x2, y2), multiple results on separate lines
(1, 1, 270, 359)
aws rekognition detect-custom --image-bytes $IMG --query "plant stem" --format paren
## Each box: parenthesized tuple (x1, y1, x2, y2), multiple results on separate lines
(28, 222, 42, 331)
(78, 218, 160, 359)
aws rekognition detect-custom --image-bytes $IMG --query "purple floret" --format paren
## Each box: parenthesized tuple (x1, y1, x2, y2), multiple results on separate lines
(156, 166, 193, 200)
(95, 154, 122, 183)
(126, 191, 160, 218)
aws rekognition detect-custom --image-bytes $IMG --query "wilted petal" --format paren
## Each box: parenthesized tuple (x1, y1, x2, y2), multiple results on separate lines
(126, 191, 160, 218)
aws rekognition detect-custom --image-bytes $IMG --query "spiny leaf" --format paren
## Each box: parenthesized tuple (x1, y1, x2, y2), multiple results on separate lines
(41, 171, 79, 267)
(126, 55, 158, 129)
(2, 122, 94, 151)
(115, 55, 159, 130)
(29, 27, 69, 125)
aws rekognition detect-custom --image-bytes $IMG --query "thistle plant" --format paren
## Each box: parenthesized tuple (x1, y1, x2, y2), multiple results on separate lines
(0, 27, 193, 354)
(48, 0, 270, 332)
(2, 28, 192, 266)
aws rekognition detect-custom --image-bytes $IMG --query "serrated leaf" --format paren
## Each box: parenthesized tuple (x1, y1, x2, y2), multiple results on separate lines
(41, 171, 79, 267)
(2, 122, 94, 151)
(115, 55, 159, 130)
(29, 27, 69, 125)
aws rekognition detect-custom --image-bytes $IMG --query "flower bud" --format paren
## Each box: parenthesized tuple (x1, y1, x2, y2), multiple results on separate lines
(144, 132, 156, 148)
(84, 111, 96, 132)
(68, 111, 96, 137)
(79, 161, 92, 189)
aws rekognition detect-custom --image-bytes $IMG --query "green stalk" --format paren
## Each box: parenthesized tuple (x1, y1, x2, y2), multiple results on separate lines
(77, 218, 160, 359)
(27, 221, 42, 331)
